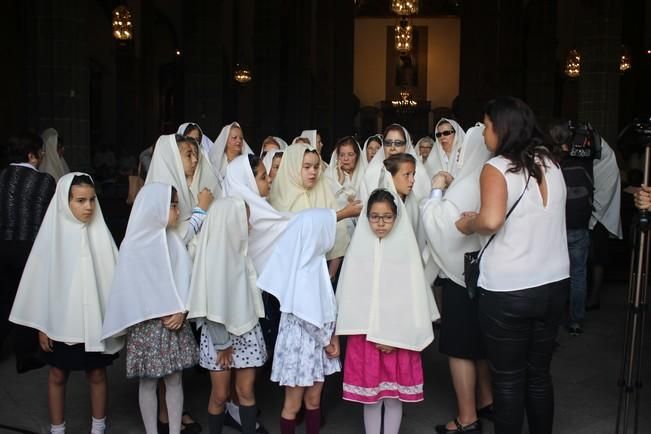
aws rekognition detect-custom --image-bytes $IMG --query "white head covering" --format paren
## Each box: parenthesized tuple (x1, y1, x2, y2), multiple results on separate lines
(10, 173, 122, 353)
(186, 198, 265, 335)
(300, 129, 328, 167)
(421, 123, 492, 286)
(590, 139, 623, 238)
(269, 142, 350, 258)
(145, 134, 222, 235)
(259, 136, 288, 156)
(362, 135, 384, 163)
(324, 138, 368, 197)
(336, 189, 438, 351)
(424, 118, 466, 179)
(257, 209, 337, 328)
(415, 136, 436, 174)
(101, 183, 193, 339)
(359, 124, 429, 203)
(177, 122, 215, 156)
(210, 122, 254, 179)
(262, 149, 283, 175)
(40, 128, 70, 181)
(224, 154, 293, 272)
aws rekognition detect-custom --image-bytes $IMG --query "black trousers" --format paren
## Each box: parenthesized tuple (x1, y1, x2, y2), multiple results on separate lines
(0, 240, 32, 346)
(478, 279, 569, 434)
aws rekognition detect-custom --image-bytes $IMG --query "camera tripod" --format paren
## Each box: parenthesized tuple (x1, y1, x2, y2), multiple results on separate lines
(615, 136, 650, 434)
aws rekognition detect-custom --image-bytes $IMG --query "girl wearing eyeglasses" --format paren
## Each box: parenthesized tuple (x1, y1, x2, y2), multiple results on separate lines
(425, 118, 467, 180)
(336, 188, 439, 434)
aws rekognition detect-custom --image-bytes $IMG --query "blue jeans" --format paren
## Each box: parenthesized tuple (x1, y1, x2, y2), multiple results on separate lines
(567, 228, 590, 324)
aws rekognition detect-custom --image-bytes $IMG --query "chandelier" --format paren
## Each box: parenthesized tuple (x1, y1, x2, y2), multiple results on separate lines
(395, 18, 413, 53)
(563, 48, 581, 78)
(619, 45, 632, 73)
(391, 0, 418, 15)
(233, 65, 253, 84)
(112, 6, 133, 41)
(392, 89, 417, 114)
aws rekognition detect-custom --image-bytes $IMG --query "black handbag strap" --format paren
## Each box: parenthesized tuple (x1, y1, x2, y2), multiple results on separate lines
(477, 172, 532, 261)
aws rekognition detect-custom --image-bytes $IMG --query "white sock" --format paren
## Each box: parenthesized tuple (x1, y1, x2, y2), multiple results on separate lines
(382, 398, 403, 434)
(164, 372, 184, 434)
(139, 378, 159, 434)
(50, 422, 65, 434)
(91, 417, 106, 434)
(363, 402, 382, 434)
(226, 400, 241, 424)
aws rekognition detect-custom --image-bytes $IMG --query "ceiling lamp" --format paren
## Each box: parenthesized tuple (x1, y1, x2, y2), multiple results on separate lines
(395, 17, 413, 53)
(391, 0, 418, 15)
(112, 5, 133, 41)
(619, 45, 632, 73)
(392, 89, 417, 113)
(234, 64, 253, 84)
(563, 48, 581, 78)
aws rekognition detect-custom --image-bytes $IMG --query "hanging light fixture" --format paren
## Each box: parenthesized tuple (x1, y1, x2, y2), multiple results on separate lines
(233, 64, 253, 84)
(564, 48, 581, 78)
(112, 5, 133, 41)
(619, 45, 632, 73)
(391, 0, 418, 16)
(395, 17, 413, 53)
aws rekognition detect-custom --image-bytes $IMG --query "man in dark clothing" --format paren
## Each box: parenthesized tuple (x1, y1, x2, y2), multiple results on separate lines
(0, 132, 56, 357)
(549, 121, 596, 336)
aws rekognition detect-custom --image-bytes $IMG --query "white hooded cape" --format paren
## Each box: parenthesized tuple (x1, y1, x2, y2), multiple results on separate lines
(186, 198, 265, 335)
(269, 142, 350, 259)
(590, 139, 623, 238)
(210, 122, 254, 180)
(223, 155, 293, 273)
(421, 123, 492, 286)
(336, 189, 439, 351)
(10, 173, 122, 353)
(145, 134, 222, 237)
(424, 118, 466, 179)
(101, 183, 193, 339)
(40, 128, 70, 181)
(257, 208, 337, 328)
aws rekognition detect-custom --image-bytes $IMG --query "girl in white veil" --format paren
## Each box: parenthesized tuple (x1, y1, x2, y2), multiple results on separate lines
(262, 149, 284, 184)
(10, 173, 121, 434)
(177, 122, 215, 156)
(336, 188, 439, 434)
(420, 123, 494, 433)
(102, 183, 198, 434)
(186, 198, 266, 434)
(145, 134, 217, 244)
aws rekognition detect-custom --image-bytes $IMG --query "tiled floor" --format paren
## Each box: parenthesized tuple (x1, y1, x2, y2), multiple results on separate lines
(1, 280, 649, 434)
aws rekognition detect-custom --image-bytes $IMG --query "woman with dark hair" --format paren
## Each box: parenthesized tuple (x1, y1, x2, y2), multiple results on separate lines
(456, 97, 569, 434)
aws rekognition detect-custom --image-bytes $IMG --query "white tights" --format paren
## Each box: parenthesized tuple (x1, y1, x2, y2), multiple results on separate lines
(139, 373, 183, 434)
(363, 398, 403, 434)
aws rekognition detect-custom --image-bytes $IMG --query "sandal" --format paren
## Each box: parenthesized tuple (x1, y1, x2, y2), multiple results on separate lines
(435, 418, 481, 433)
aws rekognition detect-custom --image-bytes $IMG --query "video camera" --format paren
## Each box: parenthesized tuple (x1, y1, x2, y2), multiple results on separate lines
(568, 121, 601, 159)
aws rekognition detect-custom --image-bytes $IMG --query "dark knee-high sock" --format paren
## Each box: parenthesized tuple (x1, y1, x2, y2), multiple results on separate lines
(208, 412, 225, 434)
(239, 404, 257, 434)
(305, 408, 321, 434)
(280, 417, 296, 434)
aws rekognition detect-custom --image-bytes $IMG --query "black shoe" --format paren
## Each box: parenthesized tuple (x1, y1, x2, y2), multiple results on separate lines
(567, 323, 583, 336)
(181, 411, 202, 433)
(157, 419, 170, 434)
(435, 418, 481, 433)
(477, 403, 494, 421)
(223, 410, 269, 434)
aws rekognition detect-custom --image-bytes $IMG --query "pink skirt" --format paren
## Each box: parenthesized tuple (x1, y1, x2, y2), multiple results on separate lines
(342, 335, 424, 404)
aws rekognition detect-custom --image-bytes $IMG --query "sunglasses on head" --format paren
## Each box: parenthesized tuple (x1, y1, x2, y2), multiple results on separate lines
(435, 130, 455, 138)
